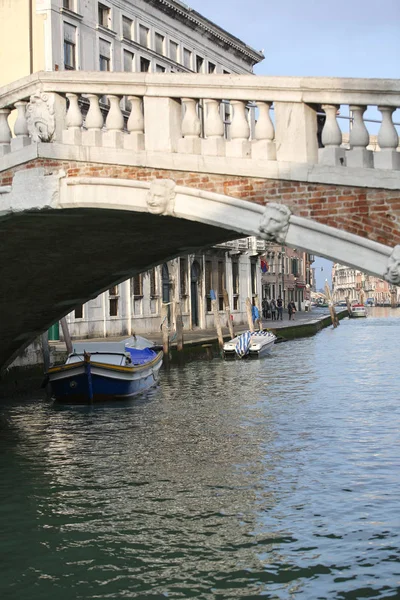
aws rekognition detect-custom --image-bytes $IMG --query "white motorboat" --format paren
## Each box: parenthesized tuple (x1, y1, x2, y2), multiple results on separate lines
(223, 330, 277, 359)
(349, 304, 367, 318)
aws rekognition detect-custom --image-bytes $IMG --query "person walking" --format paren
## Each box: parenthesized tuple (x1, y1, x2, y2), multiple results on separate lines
(277, 297, 283, 320)
(288, 300, 296, 320)
(270, 298, 277, 321)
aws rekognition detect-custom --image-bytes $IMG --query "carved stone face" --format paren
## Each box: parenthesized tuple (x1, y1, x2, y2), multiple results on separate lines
(385, 245, 400, 285)
(146, 179, 176, 216)
(259, 203, 291, 244)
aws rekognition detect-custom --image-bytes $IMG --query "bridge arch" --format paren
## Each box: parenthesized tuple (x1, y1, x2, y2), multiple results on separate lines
(0, 168, 397, 369)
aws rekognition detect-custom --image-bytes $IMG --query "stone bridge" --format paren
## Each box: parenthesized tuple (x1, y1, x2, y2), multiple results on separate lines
(0, 71, 400, 368)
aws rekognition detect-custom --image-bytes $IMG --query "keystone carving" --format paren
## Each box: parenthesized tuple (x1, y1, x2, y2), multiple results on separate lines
(146, 179, 176, 216)
(384, 245, 400, 285)
(259, 202, 291, 244)
(26, 93, 56, 142)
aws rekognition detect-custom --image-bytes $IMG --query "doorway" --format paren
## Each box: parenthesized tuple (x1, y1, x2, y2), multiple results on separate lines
(191, 260, 201, 327)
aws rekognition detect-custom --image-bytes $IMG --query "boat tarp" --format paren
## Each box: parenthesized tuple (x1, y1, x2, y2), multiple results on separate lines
(126, 347, 158, 365)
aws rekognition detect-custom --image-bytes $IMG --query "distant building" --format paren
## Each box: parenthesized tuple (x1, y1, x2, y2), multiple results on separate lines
(332, 263, 399, 306)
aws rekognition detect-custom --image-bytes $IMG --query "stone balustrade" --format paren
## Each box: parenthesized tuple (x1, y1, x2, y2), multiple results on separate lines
(0, 71, 399, 171)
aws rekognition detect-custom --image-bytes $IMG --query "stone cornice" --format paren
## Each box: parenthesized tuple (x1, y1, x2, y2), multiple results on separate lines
(150, 0, 264, 64)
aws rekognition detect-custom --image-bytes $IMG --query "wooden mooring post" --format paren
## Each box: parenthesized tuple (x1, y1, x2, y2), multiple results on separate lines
(325, 281, 339, 328)
(161, 303, 170, 365)
(60, 317, 73, 354)
(211, 290, 224, 350)
(245, 297, 255, 332)
(223, 289, 235, 340)
(175, 301, 184, 352)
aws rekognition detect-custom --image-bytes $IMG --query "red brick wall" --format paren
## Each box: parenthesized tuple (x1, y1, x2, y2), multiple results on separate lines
(1, 158, 399, 247)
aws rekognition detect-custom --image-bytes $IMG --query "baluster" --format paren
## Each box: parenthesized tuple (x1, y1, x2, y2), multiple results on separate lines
(82, 93, 103, 147)
(347, 105, 373, 168)
(318, 104, 345, 166)
(124, 95, 145, 151)
(0, 108, 11, 156)
(62, 93, 83, 145)
(227, 100, 250, 158)
(178, 98, 201, 154)
(103, 95, 124, 148)
(252, 101, 276, 160)
(11, 101, 31, 152)
(202, 99, 225, 156)
(374, 106, 400, 170)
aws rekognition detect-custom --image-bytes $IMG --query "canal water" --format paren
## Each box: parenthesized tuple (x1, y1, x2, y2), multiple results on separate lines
(1, 308, 399, 599)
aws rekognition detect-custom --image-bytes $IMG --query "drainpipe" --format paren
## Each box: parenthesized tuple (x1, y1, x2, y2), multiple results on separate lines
(29, 0, 33, 74)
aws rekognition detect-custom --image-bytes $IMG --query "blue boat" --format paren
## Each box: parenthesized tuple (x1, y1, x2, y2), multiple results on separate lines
(47, 336, 163, 403)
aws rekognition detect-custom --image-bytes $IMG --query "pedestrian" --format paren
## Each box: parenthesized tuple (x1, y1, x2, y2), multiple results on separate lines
(288, 300, 296, 320)
(270, 298, 277, 320)
(277, 297, 283, 320)
(262, 298, 270, 319)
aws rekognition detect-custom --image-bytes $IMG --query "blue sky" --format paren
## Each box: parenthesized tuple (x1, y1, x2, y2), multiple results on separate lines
(188, 0, 400, 78)
(187, 0, 399, 290)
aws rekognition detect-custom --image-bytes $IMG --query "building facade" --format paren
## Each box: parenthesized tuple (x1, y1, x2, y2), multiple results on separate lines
(332, 263, 399, 306)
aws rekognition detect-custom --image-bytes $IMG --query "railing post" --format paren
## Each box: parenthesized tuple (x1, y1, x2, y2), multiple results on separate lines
(124, 96, 145, 151)
(274, 101, 318, 164)
(0, 108, 11, 156)
(143, 96, 182, 152)
(178, 98, 201, 154)
(347, 105, 373, 168)
(62, 92, 83, 145)
(202, 99, 226, 156)
(82, 93, 103, 147)
(226, 100, 251, 158)
(374, 106, 400, 170)
(318, 104, 346, 166)
(103, 94, 124, 148)
(11, 101, 31, 152)
(252, 101, 276, 160)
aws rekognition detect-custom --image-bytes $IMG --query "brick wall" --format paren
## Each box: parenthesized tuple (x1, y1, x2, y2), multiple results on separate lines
(1, 158, 399, 247)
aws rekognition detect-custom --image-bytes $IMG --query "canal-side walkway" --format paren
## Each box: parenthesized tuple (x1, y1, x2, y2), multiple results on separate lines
(52, 308, 348, 356)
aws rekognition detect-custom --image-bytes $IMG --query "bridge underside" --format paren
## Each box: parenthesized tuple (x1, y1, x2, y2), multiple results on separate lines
(2, 208, 235, 369)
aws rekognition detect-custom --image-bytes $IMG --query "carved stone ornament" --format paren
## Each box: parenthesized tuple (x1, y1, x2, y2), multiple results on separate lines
(26, 93, 56, 142)
(146, 179, 176, 216)
(259, 202, 291, 244)
(384, 245, 400, 285)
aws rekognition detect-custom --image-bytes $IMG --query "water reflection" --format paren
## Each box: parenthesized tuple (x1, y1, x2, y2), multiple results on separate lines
(0, 309, 399, 598)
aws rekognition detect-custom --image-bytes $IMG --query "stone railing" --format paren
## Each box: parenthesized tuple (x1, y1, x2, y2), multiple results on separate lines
(0, 71, 399, 170)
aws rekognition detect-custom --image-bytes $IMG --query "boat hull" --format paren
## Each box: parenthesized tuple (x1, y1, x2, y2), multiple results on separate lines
(48, 352, 163, 403)
(223, 332, 276, 359)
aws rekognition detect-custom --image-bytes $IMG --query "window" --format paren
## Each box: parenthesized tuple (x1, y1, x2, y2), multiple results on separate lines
(74, 304, 83, 319)
(98, 3, 111, 28)
(122, 16, 133, 40)
(232, 261, 239, 311)
(139, 24, 149, 47)
(183, 48, 192, 69)
(218, 261, 225, 310)
(140, 57, 150, 72)
(99, 38, 111, 71)
(150, 269, 157, 297)
(155, 64, 165, 72)
(132, 274, 143, 296)
(251, 261, 257, 296)
(205, 259, 212, 312)
(64, 23, 76, 70)
(123, 49, 134, 72)
(169, 40, 178, 62)
(63, 0, 74, 9)
(208, 61, 216, 74)
(196, 56, 204, 73)
(109, 285, 119, 317)
(180, 259, 188, 296)
(155, 32, 165, 55)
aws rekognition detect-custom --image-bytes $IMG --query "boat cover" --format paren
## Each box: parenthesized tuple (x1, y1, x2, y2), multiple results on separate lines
(125, 347, 157, 365)
(235, 331, 252, 358)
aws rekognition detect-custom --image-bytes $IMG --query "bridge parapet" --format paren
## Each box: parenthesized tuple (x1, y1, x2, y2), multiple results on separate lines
(0, 72, 399, 183)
